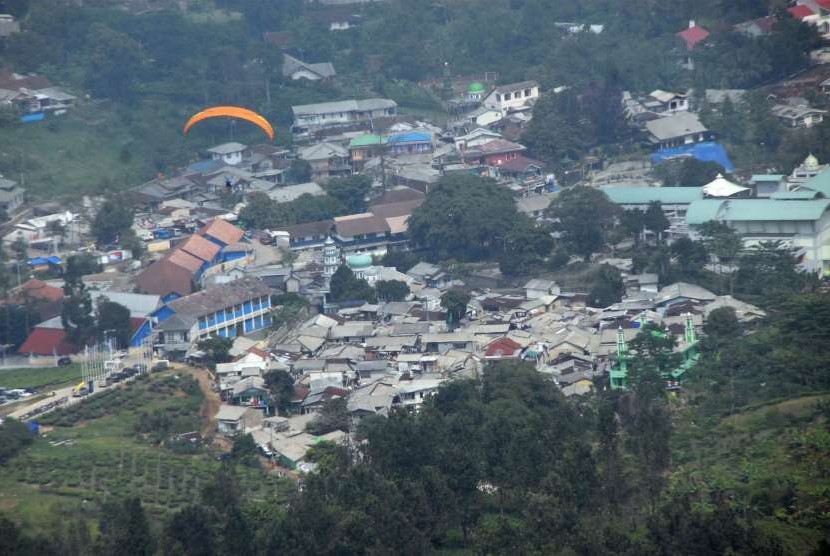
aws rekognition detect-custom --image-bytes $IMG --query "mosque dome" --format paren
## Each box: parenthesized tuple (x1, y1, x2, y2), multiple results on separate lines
(346, 254, 372, 270)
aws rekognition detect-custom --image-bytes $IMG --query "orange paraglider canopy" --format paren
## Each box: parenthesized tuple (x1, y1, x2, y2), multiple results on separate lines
(183, 106, 275, 142)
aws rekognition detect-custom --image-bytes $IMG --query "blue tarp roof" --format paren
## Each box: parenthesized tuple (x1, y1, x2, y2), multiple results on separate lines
(28, 256, 62, 266)
(651, 141, 735, 172)
(387, 131, 432, 144)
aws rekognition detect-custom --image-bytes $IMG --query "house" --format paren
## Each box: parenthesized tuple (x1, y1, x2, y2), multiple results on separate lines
(349, 133, 386, 170)
(464, 139, 526, 167)
(484, 337, 524, 360)
(454, 128, 502, 151)
(624, 273, 659, 295)
(483, 81, 540, 116)
(459, 106, 503, 129)
(135, 251, 202, 300)
(0, 177, 25, 213)
(421, 332, 477, 354)
(155, 277, 273, 356)
(282, 53, 336, 81)
(298, 142, 351, 181)
(676, 21, 710, 69)
(132, 176, 199, 206)
(398, 378, 444, 410)
(735, 16, 777, 37)
(207, 143, 247, 166)
(348, 380, 398, 420)
(229, 376, 270, 408)
(517, 193, 556, 219)
(645, 112, 711, 149)
(771, 104, 826, 129)
(301, 386, 350, 414)
(654, 282, 717, 309)
(788, 5, 816, 21)
(406, 262, 451, 289)
(332, 213, 391, 253)
(524, 279, 560, 300)
(266, 182, 327, 204)
(5, 279, 64, 320)
(284, 220, 334, 251)
(386, 131, 433, 156)
(601, 186, 704, 234)
(643, 90, 689, 114)
(497, 155, 546, 183)
(291, 98, 397, 137)
(821, 76, 830, 96)
(0, 14, 20, 37)
(216, 405, 263, 435)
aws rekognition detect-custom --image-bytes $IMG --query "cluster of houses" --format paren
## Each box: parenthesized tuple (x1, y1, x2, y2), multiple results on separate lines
(207, 258, 763, 469)
(0, 71, 77, 122)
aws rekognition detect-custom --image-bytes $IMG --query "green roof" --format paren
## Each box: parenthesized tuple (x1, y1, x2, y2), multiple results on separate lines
(349, 134, 385, 148)
(801, 167, 830, 196)
(347, 254, 372, 269)
(600, 186, 703, 205)
(468, 81, 485, 93)
(750, 174, 785, 182)
(770, 190, 823, 200)
(686, 198, 830, 225)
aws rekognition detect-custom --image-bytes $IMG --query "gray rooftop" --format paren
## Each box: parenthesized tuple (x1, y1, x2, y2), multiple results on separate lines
(207, 142, 248, 155)
(166, 277, 271, 322)
(293, 98, 397, 117)
(645, 112, 708, 141)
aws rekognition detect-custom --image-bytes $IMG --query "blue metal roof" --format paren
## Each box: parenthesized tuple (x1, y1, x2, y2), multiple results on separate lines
(28, 256, 62, 266)
(387, 131, 432, 144)
(651, 141, 735, 172)
(187, 159, 224, 173)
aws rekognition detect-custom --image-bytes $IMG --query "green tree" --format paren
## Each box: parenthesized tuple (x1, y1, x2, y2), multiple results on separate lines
(92, 198, 134, 246)
(376, 280, 410, 302)
(306, 397, 350, 435)
(96, 497, 154, 556)
(643, 201, 670, 243)
(329, 265, 376, 303)
(698, 220, 742, 280)
(11, 236, 27, 263)
(0, 417, 34, 463)
(264, 369, 295, 414)
(61, 276, 96, 348)
(588, 264, 624, 308)
(84, 23, 148, 101)
(499, 216, 554, 276)
(441, 289, 470, 329)
(735, 240, 812, 300)
(197, 336, 233, 369)
(408, 175, 519, 261)
(324, 175, 372, 214)
(671, 237, 709, 277)
(231, 433, 259, 466)
(0, 304, 38, 350)
(288, 159, 312, 183)
(64, 253, 100, 283)
(548, 187, 620, 261)
(619, 210, 645, 246)
(163, 505, 215, 556)
(96, 299, 132, 349)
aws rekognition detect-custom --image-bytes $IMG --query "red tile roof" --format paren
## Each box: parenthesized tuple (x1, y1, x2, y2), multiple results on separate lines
(8, 279, 64, 303)
(477, 139, 526, 154)
(484, 337, 523, 358)
(753, 15, 777, 33)
(18, 328, 76, 356)
(199, 218, 244, 246)
(677, 25, 710, 50)
(496, 155, 546, 173)
(788, 5, 815, 18)
(817, 0, 830, 10)
(166, 249, 205, 273)
(178, 234, 221, 263)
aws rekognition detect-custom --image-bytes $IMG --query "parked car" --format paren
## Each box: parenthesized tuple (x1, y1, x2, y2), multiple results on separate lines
(57, 356, 72, 367)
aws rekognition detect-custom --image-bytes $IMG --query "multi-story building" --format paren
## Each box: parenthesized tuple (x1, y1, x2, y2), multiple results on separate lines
(482, 81, 540, 116)
(155, 277, 273, 356)
(291, 98, 397, 137)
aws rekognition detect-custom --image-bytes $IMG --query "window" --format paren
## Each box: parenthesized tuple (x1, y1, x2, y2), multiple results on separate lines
(524, 89, 531, 97)
(495, 93, 501, 102)
(503, 92, 511, 101)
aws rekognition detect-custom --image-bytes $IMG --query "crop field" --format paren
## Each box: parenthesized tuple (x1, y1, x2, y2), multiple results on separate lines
(0, 365, 82, 391)
(0, 371, 293, 533)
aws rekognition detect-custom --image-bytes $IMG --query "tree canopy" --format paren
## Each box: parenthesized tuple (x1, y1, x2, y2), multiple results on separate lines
(548, 186, 620, 261)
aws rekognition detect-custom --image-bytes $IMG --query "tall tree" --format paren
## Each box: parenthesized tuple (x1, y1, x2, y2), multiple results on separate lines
(96, 299, 132, 349)
(588, 265, 624, 308)
(324, 175, 372, 214)
(376, 280, 410, 302)
(643, 201, 670, 243)
(441, 289, 470, 330)
(264, 369, 295, 415)
(163, 505, 216, 556)
(96, 498, 154, 556)
(548, 187, 620, 261)
(61, 275, 96, 348)
(92, 198, 134, 246)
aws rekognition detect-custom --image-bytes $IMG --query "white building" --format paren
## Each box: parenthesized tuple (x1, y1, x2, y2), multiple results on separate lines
(483, 81, 540, 116)
(207, 142, 247, 166)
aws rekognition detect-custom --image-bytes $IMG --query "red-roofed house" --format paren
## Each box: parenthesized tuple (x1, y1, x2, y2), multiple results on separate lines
(677, 23, 710, 50)
(788, 5, 815, 19)
(464, 139, 526, 166)
(178, 234, 221, 263)
(18, 327, 76, 356)
(484, 337, 524, 360)
(496, 155, 546, 182)
(6, 279, 64, 320)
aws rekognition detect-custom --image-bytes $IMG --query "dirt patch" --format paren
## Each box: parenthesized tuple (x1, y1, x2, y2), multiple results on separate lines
(178, 365, 220, 439)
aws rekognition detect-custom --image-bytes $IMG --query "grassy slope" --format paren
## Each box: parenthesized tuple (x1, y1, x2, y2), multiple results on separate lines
(0, 371, 291, 534)
(671, 393, 830, 555)
(0, 365, 82, 391)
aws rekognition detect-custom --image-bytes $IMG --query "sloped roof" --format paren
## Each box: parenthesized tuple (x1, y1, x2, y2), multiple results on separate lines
(645, 112, 708, 141)
(334, 213, 390, 237)
(788, 5, 814, 18)
(292, 98, 397, 117)
(199, 218, 245, 245)
(800, 167, 830, 196)
(477, 139, 526, 154)
(134, 256, 197, 297)
(484, 337, 523, 357)
(601, 186, 703, 205)
(166, 277, 271, 320)
(8, 279, 63, 303)
(299, 142, 348, 161)
(18, 328, 76, 355)
(178, 234, 221, 263)
(369, 198, 424, 218)
(677, 25, 710, 50)
(686, 198, 830, 225)
(656, 282, 716, 304)
(492, 81, 539, 95)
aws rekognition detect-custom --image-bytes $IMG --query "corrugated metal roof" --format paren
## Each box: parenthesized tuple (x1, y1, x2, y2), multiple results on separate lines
(686, 198, 830, 225)
(802, 167, 830, 196)
(601, 186, 703, 205)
